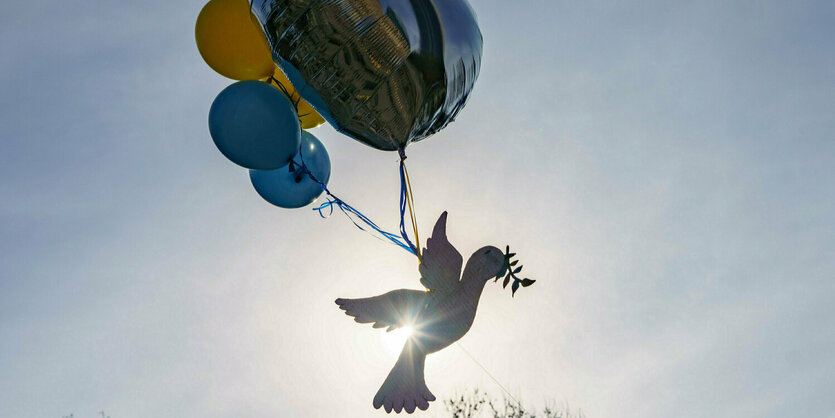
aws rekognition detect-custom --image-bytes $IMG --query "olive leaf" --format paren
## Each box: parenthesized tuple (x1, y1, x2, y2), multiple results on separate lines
(498, 245, 535, 296)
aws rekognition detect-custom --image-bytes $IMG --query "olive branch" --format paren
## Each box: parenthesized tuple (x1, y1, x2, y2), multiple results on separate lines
(494, 245, 535, 297)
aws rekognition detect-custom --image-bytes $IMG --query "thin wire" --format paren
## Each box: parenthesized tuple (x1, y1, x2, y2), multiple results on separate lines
(457, 343, 520, 405)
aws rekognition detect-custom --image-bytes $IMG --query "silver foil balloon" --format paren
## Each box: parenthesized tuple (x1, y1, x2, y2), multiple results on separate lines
(250, 0, 483, 152)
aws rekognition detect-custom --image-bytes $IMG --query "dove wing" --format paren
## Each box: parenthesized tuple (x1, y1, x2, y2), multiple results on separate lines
(419, 212, 463, 294)
(336, 289, 427, 331)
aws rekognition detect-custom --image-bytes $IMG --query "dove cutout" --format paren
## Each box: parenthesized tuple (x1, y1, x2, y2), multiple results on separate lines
(336, 211, 506, 413)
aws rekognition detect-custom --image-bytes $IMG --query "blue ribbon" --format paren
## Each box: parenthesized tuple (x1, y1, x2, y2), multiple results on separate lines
(293, 152, 418, 257)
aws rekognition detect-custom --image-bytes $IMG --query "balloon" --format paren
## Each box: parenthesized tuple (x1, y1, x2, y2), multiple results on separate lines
(250, 0, 483, 151)
(195, 0, 275, 80)
(297, 100, 326, 130)
(263, 68, 326, 129)
(250, 131, 331, 208)
(209, 81, 301, 170)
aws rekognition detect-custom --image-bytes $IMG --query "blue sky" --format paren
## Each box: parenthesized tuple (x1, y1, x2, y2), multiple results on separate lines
(1, 0, 834, 417)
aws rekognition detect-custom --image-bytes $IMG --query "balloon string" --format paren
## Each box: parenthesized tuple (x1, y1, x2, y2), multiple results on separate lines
(398, 161, 418, 256)
(397, 149, 421, 260)
(400, 158, 422, 261)
(293, 149, 418, 257)
(265, 76, 301, 114)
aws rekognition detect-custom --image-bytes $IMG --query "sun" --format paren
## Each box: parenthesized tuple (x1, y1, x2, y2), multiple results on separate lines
(381, 326, 413, 356)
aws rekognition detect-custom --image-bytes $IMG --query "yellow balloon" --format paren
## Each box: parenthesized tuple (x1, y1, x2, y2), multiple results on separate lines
(195, 0, 274, 80)
(297, 100, 326, 129)
(263, 67, 298, 97)
(264, 68, 326, 129)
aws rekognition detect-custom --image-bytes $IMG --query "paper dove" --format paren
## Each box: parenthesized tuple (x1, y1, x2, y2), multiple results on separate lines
(336, 211, 506, 413)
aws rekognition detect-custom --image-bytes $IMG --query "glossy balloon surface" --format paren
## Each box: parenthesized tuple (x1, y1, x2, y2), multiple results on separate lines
(209, 81, 301, 170)
(250, 131, 331, 208)
(297, 100, 326, 129)
(250, 0, 483, 151)
(195, 0, 275, 80)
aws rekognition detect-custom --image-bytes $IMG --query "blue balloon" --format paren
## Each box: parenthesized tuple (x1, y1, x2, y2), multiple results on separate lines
(249, 131, 331, 209)
(209, 80, 300, 170)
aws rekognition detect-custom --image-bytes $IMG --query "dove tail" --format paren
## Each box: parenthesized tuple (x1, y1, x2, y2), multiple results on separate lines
(373, 340, 435, 413)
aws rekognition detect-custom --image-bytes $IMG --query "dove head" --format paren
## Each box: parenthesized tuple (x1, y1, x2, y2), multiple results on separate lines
(467, 246, 505, 282)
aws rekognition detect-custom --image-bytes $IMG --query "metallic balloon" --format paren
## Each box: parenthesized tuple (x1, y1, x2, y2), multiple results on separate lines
(250, 0, 483, 152)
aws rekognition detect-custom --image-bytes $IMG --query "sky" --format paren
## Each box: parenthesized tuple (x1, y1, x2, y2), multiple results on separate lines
(1, 0, 834, 417)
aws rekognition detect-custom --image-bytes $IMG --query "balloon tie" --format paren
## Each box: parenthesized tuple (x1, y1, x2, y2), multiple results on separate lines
(294, 146, 418, 257)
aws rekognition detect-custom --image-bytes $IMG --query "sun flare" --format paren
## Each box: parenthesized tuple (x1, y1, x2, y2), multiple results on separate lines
(382, 326, 413, 356)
